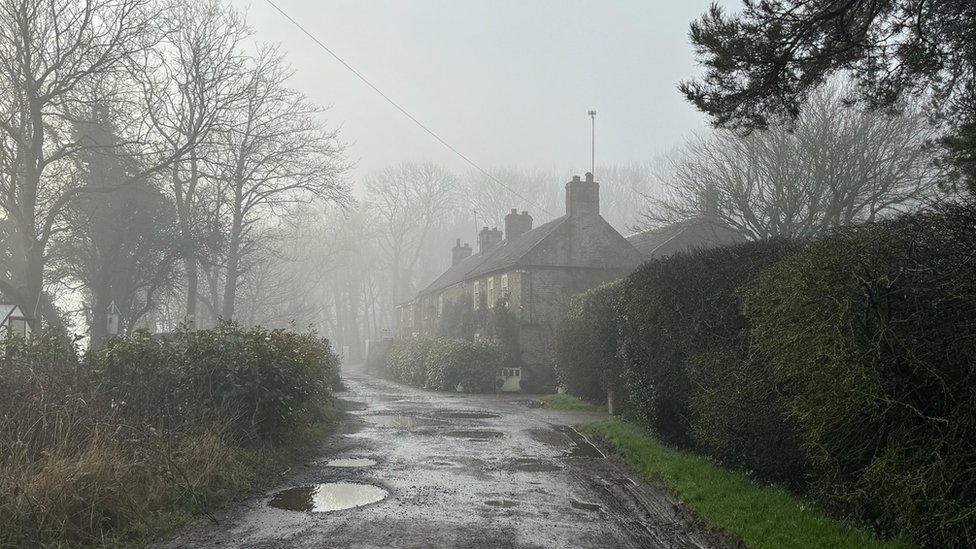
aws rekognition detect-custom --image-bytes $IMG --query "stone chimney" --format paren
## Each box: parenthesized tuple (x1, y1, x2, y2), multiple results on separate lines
(565, 172, 599, 217)
(451, 238, 472, 265)
(504, 209, 533, 240)
(478, 226, 503, 254)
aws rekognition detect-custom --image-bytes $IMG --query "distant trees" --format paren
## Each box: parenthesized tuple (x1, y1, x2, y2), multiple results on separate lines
(681, 0, 975, 192)
(365, 162, 459, 307)
(645, 86, 941, 239)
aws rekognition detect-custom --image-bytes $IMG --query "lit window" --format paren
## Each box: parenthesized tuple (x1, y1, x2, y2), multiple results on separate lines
(473, 281, 481, 310)
(487, 278, 495, 306)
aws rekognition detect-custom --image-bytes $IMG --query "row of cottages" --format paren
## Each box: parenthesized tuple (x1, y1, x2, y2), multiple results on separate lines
(395, 171, 743, 391)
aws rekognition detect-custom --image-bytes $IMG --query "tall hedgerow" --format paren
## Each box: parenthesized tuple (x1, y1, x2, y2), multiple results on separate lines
(745, 202, 976, 546)
(615, 239, 805, 482)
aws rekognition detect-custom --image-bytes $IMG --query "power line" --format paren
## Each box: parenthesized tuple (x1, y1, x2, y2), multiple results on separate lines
(263, 0, 554, 217)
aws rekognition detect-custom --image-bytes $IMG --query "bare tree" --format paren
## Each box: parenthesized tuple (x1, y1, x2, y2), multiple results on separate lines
(138, 0, 250, 328)
(212, 46, 347, 320)
(642, 86, 943, 239)
(0, 0, 168, 327)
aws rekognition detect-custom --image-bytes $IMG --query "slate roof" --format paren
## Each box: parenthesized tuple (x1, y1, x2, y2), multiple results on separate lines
(415, 216, 569, 299)
(626, 217, 745, 259)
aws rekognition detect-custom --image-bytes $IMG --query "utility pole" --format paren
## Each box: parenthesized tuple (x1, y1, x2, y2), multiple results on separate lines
(588, 109, 596, 176)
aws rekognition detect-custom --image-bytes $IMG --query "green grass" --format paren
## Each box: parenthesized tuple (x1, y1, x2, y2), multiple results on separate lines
(538, 393, 605, 412)
(579, 419, 913, 549)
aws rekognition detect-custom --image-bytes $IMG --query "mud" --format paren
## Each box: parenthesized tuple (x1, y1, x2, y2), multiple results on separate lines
(162, 366, 743, 549)
(511, 457, 562, 472)
(434, 410, 499, 419)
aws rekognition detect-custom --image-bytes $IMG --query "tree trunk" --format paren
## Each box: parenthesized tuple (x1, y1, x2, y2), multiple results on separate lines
(185, 256, 198, 329)
(221, 207, 244, 321)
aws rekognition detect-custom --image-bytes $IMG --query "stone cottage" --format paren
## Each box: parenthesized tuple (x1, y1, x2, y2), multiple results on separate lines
(396, 172, 642, 390)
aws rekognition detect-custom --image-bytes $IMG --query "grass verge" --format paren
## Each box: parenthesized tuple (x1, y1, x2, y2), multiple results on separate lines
(538, 393, 606, 412)
(579, 419, 912, 549)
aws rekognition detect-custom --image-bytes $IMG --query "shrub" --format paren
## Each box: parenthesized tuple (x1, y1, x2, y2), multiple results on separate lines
(180, 322, 341, 442)
(745, 202, 976, 546)
(554, 282, 624, 405)
(386, 337, 504, 392)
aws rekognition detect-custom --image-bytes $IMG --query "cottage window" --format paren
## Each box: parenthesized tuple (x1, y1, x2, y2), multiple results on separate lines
(473, 280, 481, 310)
(487, 277, 495, 307)
(501, 274, 509, 292)
(438, 294, 444, 316)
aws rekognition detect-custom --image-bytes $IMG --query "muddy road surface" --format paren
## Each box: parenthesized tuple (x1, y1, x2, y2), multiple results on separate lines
(164, 367, 740, 548)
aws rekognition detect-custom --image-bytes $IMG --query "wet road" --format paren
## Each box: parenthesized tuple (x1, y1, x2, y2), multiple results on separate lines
(164, 367, 739, 548)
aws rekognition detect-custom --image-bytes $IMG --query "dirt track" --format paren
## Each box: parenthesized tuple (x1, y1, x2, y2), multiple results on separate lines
(163, 367, 741, 548)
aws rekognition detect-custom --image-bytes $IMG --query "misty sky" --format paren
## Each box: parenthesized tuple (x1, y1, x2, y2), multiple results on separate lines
(232, 0, 734, 180)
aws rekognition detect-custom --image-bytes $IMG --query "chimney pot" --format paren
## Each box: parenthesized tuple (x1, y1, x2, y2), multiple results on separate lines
(566, 174, 600, 217)
(452, 238, 472, 265)
(505, 208, 533, 240)
(478, 226, 503, 254)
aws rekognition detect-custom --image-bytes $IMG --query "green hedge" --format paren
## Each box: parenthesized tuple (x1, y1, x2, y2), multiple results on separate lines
(617, 239, 801, 461)
(745, 202, 976, 547)
(385, 337, 503, 392)
(555, 202, 976, 547)
(554, 282, 624, 405)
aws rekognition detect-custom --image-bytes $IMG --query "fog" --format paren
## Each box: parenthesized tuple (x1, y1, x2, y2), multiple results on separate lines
(233, 0, 727, 176)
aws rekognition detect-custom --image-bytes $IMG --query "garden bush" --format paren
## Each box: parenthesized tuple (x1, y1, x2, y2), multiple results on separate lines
(745, 202, 976, 546)
(554, 282, 624, 405)
(385, 337, 504, 392)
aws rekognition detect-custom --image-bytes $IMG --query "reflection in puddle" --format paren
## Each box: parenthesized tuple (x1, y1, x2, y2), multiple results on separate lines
(570, 499, 603, 512)
(512, 458, 562, 473)
(363, 415, 442, 428)
(325, 458, 377, 467)
(554, 426, 604, 458)
(435, 411, 499, 419)
(268, 483, 387, 512)
(445, 430, 504, 439)
(485, 499, 517, 508)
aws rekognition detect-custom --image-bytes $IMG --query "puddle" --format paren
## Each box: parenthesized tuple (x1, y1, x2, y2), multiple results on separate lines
(484, 499, 517, 508)
(435, 411, 499, 419)
(363, 414, 443, 428)
(445, 430, 504, 439)
(554, 426, 604, 458)
(570, 499, 603, 512)
(325, 458, 377, 467)
(512, 458, 562, 473)
(268, 482, 387, 512)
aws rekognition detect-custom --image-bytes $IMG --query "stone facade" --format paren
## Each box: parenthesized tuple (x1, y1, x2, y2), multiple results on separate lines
(396, 173, 642, 385)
